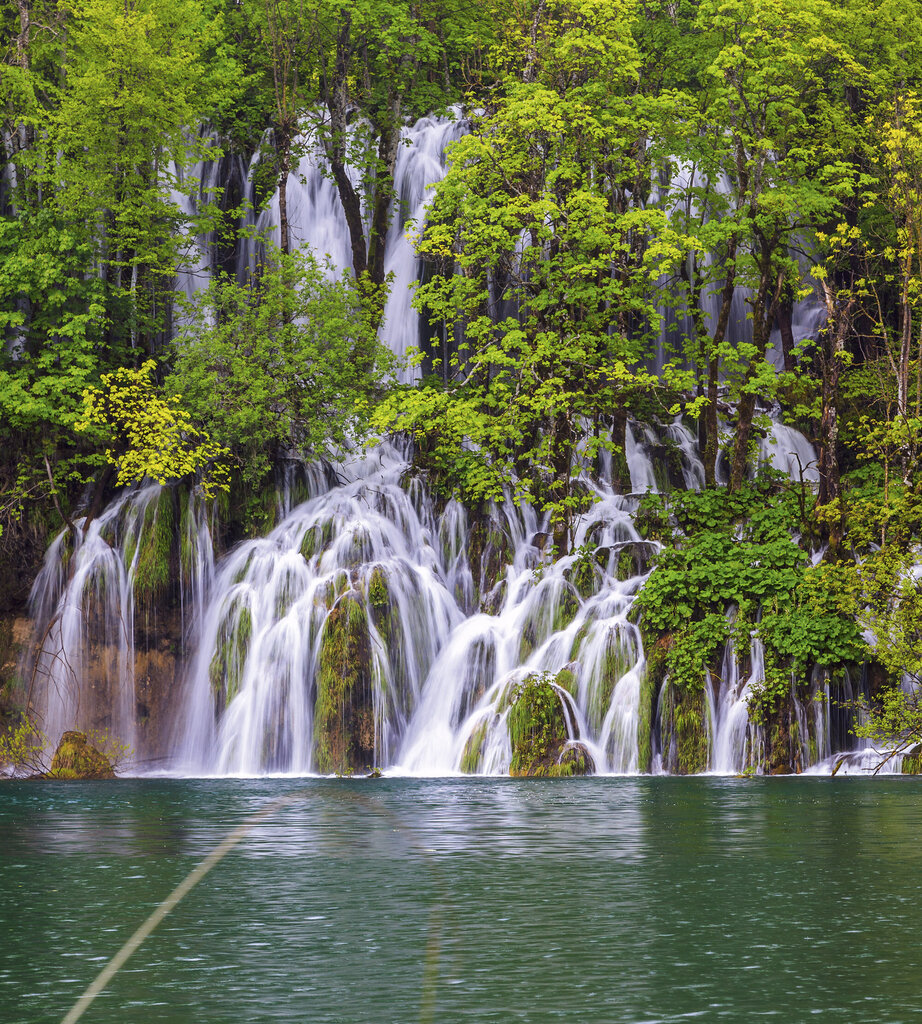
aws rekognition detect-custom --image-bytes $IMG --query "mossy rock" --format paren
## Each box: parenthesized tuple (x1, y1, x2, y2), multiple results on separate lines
(460, 718, 489, 774)
(48, 731, 116, 780)
(613, 542, 656, 582)
(300, 524, 327, 562)
(903, 746, 922, 775)
(767, 702, 800, 775)
(481, 578, 507, 616)
(518, 582, 580, 661)
(554, 667, 578, 698)
(313, 592, 375, 774)
(133, 489, 175, 610)
(210, 602, 252, 711)
(468, 517, 513, 600)
(565, 556, 604, 599)
(508, 674, 588, 776)
(636, 666, 657, 774)
(546, 742, 595, 777)
(317, 569, 352, 609)
(661, 682, 709, 775)
(366, 565, 398, 650)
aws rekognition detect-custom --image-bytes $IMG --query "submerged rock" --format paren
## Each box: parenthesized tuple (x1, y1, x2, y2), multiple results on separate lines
(48, 731, 116, 779)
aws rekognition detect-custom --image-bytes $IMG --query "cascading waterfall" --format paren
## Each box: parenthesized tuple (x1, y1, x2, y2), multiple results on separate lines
(21, 112, 888, 776)
(25, 485, 213, 762)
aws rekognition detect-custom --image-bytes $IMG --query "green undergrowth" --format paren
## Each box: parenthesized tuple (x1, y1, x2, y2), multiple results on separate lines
(634, 481, 863, 722)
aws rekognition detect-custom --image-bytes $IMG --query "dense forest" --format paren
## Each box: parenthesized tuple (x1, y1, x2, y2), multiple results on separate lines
(3, 0, 922, 774)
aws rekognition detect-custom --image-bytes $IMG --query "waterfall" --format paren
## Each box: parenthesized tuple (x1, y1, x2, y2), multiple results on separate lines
(21, 106, 891, 777)
(25, 485, 214, 765)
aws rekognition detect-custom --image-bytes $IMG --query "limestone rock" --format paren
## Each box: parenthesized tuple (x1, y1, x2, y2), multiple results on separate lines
(49, 731, 116, 780)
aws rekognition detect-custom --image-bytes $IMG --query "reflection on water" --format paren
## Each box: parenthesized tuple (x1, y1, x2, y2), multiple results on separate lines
(2, 778, 922, 1023)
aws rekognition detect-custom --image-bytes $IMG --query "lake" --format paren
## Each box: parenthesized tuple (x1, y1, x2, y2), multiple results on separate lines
(2, 777, 921, 1023)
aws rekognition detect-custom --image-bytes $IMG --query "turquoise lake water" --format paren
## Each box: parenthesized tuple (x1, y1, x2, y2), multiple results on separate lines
(2, 777, 922, 1023)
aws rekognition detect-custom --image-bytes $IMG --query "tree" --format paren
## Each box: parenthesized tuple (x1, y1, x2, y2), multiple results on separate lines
(377, 0, 684, 553)
(687, 0, 862, 492)
(168, 248, 390, 486)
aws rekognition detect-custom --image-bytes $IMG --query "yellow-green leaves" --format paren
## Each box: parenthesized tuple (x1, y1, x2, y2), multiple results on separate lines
(77, 361, 230, 496)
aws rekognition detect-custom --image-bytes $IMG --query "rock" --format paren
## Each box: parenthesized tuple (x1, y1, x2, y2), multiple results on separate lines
(902, 745, 922, 775)
(508, 674, 591, 777)
(313, 592, 375, 774)
(49, 731, 116, 779)
(550, 742, 595, 777)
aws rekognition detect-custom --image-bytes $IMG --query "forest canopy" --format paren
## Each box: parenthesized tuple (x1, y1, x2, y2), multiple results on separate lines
(3, 0, 922, 675)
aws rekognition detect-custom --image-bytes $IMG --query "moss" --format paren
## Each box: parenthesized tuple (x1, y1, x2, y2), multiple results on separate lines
(902, 748, 922, 775)
(768, 705, 796, 774)
(367, 565, 397, 651)
(519, 582, 580, 661)
(317, 569, 351, 609)
(546, 742, 594, 777)
(569, 620, 592, 660)
(508, 673, 589, 776)
(300, 525, 320, 561)
(48, 731, 116, 779)
(460, 719, 489, 774)
(241, 480, 280, 536)
(662, 682, 709, 774)
(567, 556, 603, 599)
(585, 628, 637, 733)
(554, 667, 578, 697)
(636, 666, 656, 773)
(616, 549, 635, 582)
(133, 490, 175, 610)
(313, 593, 375, 774)
(210, 603, 252, 710)
(468, 518, 513, 602)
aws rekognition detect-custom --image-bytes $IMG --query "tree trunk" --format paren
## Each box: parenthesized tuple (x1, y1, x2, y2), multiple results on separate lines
(367, 109, 402, 288)
(277, 162, 290, 256)
(702, 241, 739, 487)
(729, 264, 782, 492)
(324, 12, 369, 282)
(777, 287, 797, 372)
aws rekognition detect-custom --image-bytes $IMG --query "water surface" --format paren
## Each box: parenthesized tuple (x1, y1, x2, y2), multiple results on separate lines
(1, 777, 921, 1023)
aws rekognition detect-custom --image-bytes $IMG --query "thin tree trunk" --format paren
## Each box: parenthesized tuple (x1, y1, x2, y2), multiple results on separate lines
(729, 266, 782, 492)
(702, 240, 739, 487)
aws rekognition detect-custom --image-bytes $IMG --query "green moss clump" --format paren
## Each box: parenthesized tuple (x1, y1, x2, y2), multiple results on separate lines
(313, 593, 375, 774)
(547, 742, 594, 777)
(133, 490, 175, 610)
(554, 667, 578, 697)
(468, 518, 513, 602)
(567, 552, 603, 599)
(48, 731, 116, 779)
(210, 603, 252, 710)
(460, 719, 489, 774)
(902, 748, 922, 775)
(661, 682, 709, 774)
(636, 667, 657, 773)
(508, 673, 590, 777)
(367, 565, 397, 651)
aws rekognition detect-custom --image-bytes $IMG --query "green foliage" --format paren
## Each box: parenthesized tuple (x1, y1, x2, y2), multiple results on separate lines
(0, 715, 130, 779)
(636, 484, 863, 710)
(77, 362, 229, 495)
(508, 671, 571, 776)
(170, 249, 390, 486)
